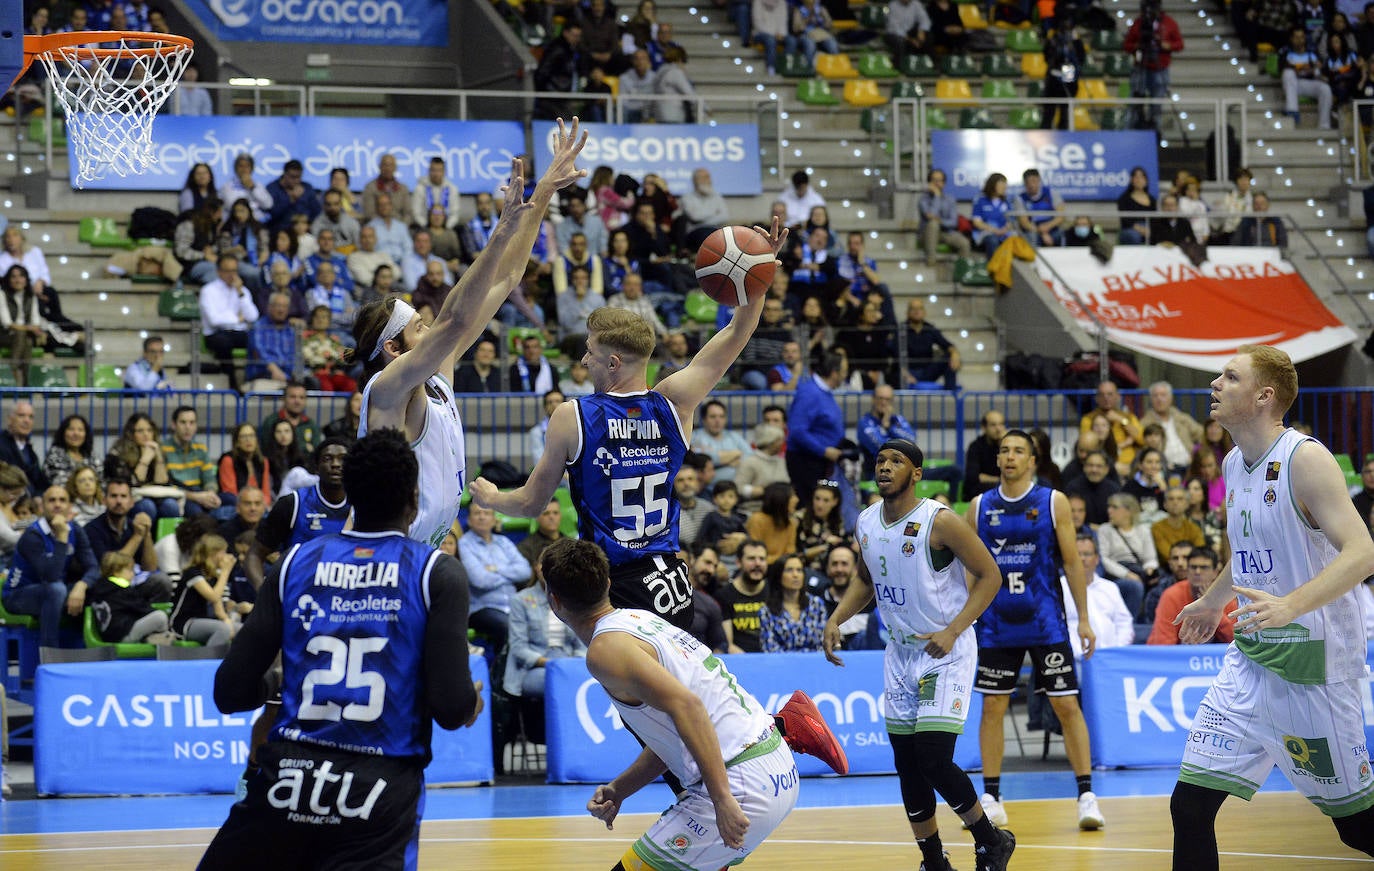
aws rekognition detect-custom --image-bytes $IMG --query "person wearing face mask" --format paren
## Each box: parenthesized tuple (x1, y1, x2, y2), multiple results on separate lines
(1064, 216, 1101, 247)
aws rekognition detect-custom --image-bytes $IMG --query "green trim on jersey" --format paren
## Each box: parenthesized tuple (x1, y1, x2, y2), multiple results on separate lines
(1235, 628, 1327, 685)
(887, 716, 965, 735)
(726, 727, 782, 767)
(634, 837, 701, 871)
(1178, 763, 1261, 800)
(1311, 781, 1374, 817)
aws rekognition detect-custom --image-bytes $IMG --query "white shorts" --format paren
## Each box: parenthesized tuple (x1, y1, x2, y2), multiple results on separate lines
(1179, 645, 1374, 817)
(884, 629, 977, 735)
(630, 734, 798, 870)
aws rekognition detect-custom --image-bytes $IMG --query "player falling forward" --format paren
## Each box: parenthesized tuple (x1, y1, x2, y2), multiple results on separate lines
(1170, 345, 1374, 869)
(353, 118, 587, 547)
(541, 537, 800, 871)
(470, 220, 848, 776)
(199, 428, 482, 870)
(967, 428, 1103, 831)
(824, 439, 1014, 871)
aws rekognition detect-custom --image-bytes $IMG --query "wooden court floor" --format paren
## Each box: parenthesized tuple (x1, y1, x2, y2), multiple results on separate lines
(2, 792, 1368, 870)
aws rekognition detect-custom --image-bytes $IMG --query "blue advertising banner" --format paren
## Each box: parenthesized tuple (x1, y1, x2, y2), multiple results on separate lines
(1081, 644, 1374, 768)
(34, 658, 491, 795)
(532, 121, 763, 196)
(182, 0, 448, 47)
(930, 130, 1159, 201)
(545, 651, 982, 784)
(73, 116, 525, 194)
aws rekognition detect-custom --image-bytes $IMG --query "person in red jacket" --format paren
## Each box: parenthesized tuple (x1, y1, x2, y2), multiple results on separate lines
(1147, 546, 1235, 644)
(1123, 0, 1183, 130)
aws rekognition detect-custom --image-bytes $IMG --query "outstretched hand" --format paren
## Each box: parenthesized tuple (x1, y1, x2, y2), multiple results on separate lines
(498, 158, 530, 222)
(752, 216, 789, 261)
(540, 117, 590, 192)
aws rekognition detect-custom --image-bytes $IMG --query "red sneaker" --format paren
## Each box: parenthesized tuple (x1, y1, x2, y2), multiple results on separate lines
(776, 690, 849, 775)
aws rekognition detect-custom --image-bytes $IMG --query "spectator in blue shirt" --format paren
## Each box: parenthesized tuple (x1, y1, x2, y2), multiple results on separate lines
(1, 485, 98, 647)
(786, 350, 848, 502)
(459, 505, 532, 656)
(266, 160, 321, 236)
(855, 384, 963, 494)
(1016, 169, 1066, 247)
(249, 292, 302, 385)
(123, 335, 172, 391)
(971, 172, 1015, 256)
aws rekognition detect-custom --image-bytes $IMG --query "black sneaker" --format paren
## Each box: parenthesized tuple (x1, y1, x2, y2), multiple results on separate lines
(919, 852, 956, 871)
(974, 828, 1015, 871)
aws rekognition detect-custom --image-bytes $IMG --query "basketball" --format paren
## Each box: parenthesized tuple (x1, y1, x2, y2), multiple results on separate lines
(694, 226, 776, 307)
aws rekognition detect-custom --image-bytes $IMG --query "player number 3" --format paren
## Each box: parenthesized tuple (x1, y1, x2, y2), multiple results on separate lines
(299, 635, 390, 723)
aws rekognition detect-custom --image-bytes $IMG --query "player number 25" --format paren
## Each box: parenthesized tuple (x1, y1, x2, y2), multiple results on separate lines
(612, 472, 670, 542)
(1006, 571, 1026, 594)
(300, 636, 390, 723)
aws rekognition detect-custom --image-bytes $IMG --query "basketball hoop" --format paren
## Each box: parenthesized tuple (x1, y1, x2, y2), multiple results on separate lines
(22, 31, 194, 186)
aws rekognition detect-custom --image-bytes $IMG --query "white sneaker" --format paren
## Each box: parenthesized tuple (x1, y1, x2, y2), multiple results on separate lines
(1077, 790, 1105, 830)
(980, 792, 1008, 827)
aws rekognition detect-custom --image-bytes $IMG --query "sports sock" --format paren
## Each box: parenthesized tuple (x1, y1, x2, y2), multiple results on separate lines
(983, 776, 1000, 800)
(968, 814, 1001, 847)
(916, 832, 946, 869)
(1076, 774, 1093, 797)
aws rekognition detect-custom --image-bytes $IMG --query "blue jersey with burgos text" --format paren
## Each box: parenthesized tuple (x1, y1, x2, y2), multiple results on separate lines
(288, 485, 351, 547)
(567, 391, 687, 566)
(973, 484, 1068, 648)
(273, 530, 441, 760)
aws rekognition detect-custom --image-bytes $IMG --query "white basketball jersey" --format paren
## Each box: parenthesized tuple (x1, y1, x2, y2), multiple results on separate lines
(592, 609, 774, 787)
(855, 498, 970, 641)
(1224, 429, 1367, 684)
(359, 373, 467, 547)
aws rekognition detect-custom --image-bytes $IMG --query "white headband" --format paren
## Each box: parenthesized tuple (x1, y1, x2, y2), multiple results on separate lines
(369, 300, 416, 361)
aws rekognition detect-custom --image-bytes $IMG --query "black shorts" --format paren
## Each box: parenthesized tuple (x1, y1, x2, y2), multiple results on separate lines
(974, 642, 1079, 697)
(198, 741, 425, 871)
(608, 553, 694, 631)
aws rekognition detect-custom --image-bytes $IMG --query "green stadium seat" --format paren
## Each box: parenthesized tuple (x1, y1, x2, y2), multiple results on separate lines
(78, 363, 124, 389)
(1103, 54, 1134, 77)
(1026, 79, 1045, 98)
(959, 107, 998, 128)
(940, 54, 978, 77)
(796, 78, 842, 105)
(506, 326, 547, 354)
(83, 606, 201, 659)
(1335, 453, 1356, 473)
(1090, 30, 1123, 52)
(1079, 57, 1103, 77)
(951, 500, 971, 516)
(860, 107, 889, 133)
(553, 488, 580, 538)
(0, 595, 38, 630)
(28, 115, 66, 147)
(981, 79, 1017, 100)
(857, 52, 900, 78)
(890, 80, 925, 100)
(1264, 52, 1279, 77)
(1005, 29, 1042, 53)
(78, 217, 134, 249)
(856, 4, 888, 29)
(157, 517, 183, 541)
(158, 286, 201, 320)
(900, 53, 937, 77)
(27, 362, 70, 388)
(914, 480, 949, 500)
(684, 289, 719, 324)
(1009, 106, 1042, 128)
(924, 107, 952, 130)
(496, 513, 533, 533)
(953, 257, 995, 286)
(779, 52, 814, 77)
(981, 54, 1020, 77)
(1099, 106, 1132, 130)
(0, 366, 17, 388)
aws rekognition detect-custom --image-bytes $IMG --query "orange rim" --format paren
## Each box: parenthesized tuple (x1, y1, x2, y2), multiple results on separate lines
(19, 30, 194, 80)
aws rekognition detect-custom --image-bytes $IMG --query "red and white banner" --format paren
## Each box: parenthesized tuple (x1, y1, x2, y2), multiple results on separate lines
(1034, 247, 1358, 371)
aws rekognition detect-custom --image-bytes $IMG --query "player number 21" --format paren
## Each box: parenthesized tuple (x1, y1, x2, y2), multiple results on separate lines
(612, 472, 670, 542)
(300, 636, 389, 723)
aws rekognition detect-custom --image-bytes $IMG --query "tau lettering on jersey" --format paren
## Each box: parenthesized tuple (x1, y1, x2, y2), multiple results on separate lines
(314, 561, 400, 590)
(607, 418, 663, 440)
(1232, 548, 1274, 575)
(875, 583, 906, 606)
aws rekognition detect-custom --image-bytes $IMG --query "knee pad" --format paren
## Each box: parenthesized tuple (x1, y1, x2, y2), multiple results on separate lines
(889, 733, 938, 823)
(910, 732, 978, 814)
(1334, 808, 1374, 856)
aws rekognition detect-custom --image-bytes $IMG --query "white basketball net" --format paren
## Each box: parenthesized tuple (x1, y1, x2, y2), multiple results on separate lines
(35, 37, 194, 186)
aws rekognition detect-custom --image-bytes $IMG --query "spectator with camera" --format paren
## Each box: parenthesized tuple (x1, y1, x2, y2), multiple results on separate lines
(1123, 0, 1183, 129)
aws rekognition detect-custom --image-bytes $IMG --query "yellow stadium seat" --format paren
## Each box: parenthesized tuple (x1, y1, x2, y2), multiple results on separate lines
(1079, 78, 1110, 101)
(602, 75, 619, 97)
(958, 4, 989, 29)
(815, 52, 860, 79)
(843, 78, 888, 107)
(1021, 52, 1047, 79)
(1073, 105, 1099, 130)
(934, 77, 975, 107)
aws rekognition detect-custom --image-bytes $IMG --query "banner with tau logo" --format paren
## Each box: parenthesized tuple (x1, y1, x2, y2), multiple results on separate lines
(545, 651, 983, 783)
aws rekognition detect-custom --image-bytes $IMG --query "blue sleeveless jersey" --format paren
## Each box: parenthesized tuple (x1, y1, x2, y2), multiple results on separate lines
(287, 486, 351, 547)
(974, 484, 1068, 648)
(273, 531, 442, 760)
(567, 391, 687, 565)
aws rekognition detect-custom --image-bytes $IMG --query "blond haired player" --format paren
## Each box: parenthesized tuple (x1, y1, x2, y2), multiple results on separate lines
(1171, 345, 1374, 868)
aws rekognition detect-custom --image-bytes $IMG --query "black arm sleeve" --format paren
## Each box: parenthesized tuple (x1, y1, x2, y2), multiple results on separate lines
(213, 562, 284, 714)
(424, 553, 478, 731)
(256, 492, 295, 555)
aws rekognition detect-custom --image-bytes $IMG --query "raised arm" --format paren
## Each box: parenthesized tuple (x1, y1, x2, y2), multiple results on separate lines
(470, 400, 577, 517)
(654, 219, 787, 413)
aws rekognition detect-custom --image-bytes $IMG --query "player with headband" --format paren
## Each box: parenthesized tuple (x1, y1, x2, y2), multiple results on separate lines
(352, 118, 588, 546)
